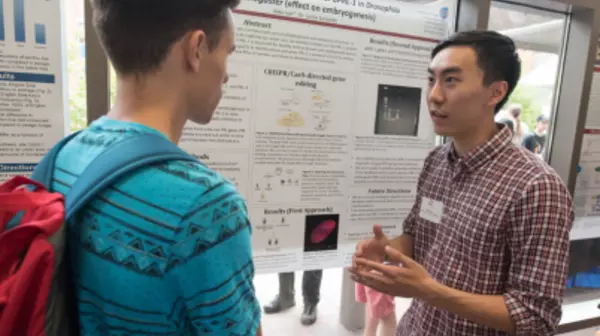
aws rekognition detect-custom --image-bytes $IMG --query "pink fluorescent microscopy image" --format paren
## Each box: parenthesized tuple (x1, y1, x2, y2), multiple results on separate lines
(304, 214, 340, 252)
(311, 219, 337, 244)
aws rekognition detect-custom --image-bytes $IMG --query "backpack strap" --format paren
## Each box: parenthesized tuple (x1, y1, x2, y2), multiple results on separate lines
(31, 131, 82, 189)
(63, 133, 196, 220)
(6, 131, 82, 230)
(31, 132, 196, 221)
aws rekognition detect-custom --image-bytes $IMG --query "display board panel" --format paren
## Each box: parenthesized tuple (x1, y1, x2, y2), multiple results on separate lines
(572, 127, 600, 241)
(568, 39, 600, 281)
(0, 0, 66, 182)
(178, 0, 456, 273)
(572, 45, 600, 241)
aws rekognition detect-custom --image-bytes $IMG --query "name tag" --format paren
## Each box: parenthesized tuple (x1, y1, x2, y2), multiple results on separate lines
(419, 197, 444, 224)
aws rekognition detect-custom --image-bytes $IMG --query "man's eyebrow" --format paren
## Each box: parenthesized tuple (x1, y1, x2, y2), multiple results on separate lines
(428, 66, 463, 75)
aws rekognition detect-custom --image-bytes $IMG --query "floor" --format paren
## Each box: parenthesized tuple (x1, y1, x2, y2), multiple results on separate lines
(254, 268, 412, 336)
(255, 270, 600, 335)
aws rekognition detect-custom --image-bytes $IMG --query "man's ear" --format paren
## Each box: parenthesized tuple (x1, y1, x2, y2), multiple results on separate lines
(488, 81, 508, 108)
(185, 30, 208, 72)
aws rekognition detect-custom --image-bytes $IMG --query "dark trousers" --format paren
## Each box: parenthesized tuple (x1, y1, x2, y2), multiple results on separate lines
(279, 270, 323, 305)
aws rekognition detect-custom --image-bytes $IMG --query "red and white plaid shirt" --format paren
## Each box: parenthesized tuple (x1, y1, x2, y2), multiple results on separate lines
(398, 125, 574, 336)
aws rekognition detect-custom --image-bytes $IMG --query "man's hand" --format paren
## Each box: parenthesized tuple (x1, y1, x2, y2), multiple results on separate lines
(353, 224, 390, 271)
(351, 246, 516, 334)
(256, 324, 262, 336)
(350, 245, 437, 300)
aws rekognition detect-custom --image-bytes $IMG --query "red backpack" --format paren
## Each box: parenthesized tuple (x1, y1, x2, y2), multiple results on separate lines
(0, 131, 194, 336)
(0, 176, 74, 336)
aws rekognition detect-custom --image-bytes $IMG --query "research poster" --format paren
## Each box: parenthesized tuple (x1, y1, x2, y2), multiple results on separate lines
(0, 0, 65, 182)
(572, 60, 600, 241)
(179, 0, 455, 273)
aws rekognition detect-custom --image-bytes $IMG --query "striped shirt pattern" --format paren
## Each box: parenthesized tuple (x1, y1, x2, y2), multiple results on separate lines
(51, 117, 260, 335)
(398, 125, 574, 336)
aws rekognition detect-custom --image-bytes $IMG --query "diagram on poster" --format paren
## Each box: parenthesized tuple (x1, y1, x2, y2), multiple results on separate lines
(253, 215, 290, 251)
(255, 67, 354, 135)
(253, 166, 301, 203)
(276, 89, 334, 131)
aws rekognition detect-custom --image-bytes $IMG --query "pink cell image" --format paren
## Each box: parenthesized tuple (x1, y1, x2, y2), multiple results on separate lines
(311, 219, 337, 244)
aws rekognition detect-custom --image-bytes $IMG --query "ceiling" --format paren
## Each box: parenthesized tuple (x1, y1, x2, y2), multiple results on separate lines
(500, 19, 566, 53)
(494, 0, 571, 13)
(393, 0, 574, 54)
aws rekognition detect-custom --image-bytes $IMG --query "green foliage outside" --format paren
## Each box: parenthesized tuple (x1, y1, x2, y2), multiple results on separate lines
(506, 85, 544, 131)
(67, 38, 117, 132)
(67, 31, 87, 132)
(109, 65, 117, 104)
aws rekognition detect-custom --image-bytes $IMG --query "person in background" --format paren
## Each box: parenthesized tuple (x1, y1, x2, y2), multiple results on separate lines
(522, 114, 550, 154)
(263, 270, 322, 325)
(350, 30, 573, 336)
(506, 103, 529, 144)
(50, 0, 262, 334)
(355, 272, 397, 336)
(498, 118, 514, 135)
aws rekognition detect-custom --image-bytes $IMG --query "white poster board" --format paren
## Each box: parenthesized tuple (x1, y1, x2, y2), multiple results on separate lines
(571, 45, 600, 241)
(571, 35, 600, 241)
(178, 0, 456, 273)
(572, 128, 600, 241)
(0, 0, 66, 182)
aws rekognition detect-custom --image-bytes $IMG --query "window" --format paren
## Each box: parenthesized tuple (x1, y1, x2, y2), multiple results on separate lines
(489, 1, 568, 158)
(110, 64, 116, 104)
(65, 0, 87, 132)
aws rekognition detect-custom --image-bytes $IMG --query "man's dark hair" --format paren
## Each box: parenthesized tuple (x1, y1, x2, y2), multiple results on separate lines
(431, 30, 521, 113)
(537, 114, 549, 123)
(90, 0, 240, 75)
(498, 118, 514, 135)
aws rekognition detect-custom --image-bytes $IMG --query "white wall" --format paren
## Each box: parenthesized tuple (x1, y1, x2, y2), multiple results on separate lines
(562, 327, 600, 335)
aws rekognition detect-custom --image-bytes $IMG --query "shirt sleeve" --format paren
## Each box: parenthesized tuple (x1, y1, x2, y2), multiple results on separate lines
(165, 185, 261, 335)
(402, 200, 419, 237)
(403, 148, 438, 236)
(504, 173, 574, 336)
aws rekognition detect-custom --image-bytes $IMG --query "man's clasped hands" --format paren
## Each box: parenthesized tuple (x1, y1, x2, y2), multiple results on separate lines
(349, 225, 441, 302)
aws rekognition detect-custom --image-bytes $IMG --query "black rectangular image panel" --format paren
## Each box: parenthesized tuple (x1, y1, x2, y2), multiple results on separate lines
(374, 84, 422, 137)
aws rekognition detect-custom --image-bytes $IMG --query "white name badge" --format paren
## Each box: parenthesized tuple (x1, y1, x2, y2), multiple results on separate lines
(419, 197, 444, 224)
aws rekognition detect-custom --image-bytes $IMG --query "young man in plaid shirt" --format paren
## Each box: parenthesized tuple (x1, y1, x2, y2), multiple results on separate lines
(350, 30, 574, 336)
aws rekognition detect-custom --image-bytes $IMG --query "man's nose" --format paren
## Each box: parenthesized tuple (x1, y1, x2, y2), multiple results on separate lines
(428, 83, 444, 104)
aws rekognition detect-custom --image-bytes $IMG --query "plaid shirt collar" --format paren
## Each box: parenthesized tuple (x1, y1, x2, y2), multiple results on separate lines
(445, 124, 513, 173)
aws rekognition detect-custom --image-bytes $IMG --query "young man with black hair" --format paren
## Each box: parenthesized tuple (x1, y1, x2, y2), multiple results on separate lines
(50, 0, 262, 334)
(350, 30, 574, 335)
(522, 114, 550, 154)
(498, 118, 515, 135)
